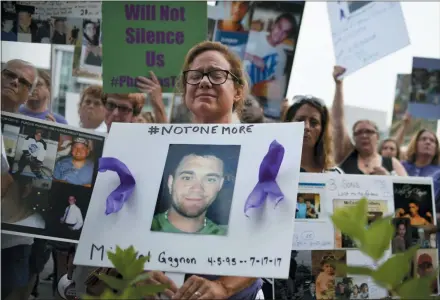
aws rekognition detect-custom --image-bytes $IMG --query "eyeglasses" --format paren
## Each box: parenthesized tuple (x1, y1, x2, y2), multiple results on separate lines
(1, 69, 33, 90)
(353, 129, 377, 137)
(104, 101, 133, 114)
(183, 69, 241, 85)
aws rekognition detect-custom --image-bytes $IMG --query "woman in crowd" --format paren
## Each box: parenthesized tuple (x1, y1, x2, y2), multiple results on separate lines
(137, 41, 262, 299)
(331, 66, 407, 176)
(283, 95, 343, 174)
(379, 138, 400, 159)
(402, 129, 440, 209)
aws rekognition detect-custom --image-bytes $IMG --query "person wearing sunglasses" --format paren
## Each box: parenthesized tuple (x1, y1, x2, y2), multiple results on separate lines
(283, 95, 343, 173)
(1, 59, 37, 113)
(331, 66, 407, 176)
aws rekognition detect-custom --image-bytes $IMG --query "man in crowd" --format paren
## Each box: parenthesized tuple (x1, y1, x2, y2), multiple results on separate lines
(53, 137, 94, 186)
(78, 85, 107, 132)
(151, 150, 226, 235)
(1, 59, 37, 112)
(16, 129, 47, 179)
(60, 196, 84, 231)
(19, 69, 67, 123)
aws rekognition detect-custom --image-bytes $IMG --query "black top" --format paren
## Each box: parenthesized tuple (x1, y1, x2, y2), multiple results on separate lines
(340, 150, 393, 175)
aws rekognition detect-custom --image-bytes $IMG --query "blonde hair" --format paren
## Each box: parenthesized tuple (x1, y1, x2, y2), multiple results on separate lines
(406, 129, 439, 165)
(175, 41, 248, 116)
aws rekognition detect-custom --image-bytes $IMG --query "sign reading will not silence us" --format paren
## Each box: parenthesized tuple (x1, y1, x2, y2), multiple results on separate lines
(102, 1, 207, 93)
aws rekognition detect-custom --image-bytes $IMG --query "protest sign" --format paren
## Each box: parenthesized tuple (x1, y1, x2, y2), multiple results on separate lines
(389, 74, 437, 145)
(408, 57, 440, 120)
(102, 1, 207, 93)
(75, 122, 304, 278)
(209, 1, 305, 119)
(1, 112, 106, 243)
(327, 2, 410, 77)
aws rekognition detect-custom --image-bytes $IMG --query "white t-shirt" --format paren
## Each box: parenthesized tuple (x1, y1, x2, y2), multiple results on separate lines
(95, 122, 107, 133)
(22, 136, 47, 162)
(244, 31, 287, 100)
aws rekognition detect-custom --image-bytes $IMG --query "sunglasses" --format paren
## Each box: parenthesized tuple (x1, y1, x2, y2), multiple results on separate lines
(2, 69, 33, 90)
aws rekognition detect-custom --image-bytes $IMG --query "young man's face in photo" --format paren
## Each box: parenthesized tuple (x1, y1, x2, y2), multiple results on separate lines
(269, 17, 293, 46)
(55, 20, 65, 33)
(84, 22, 96, 40)
(323, 262, 335, 275)
(68, 196, 76, 205)
(168, 154, 224, 218)
(230, 1, 248, 22)
(18, 12, 32, 28)
(34, 132, 42, 141)
(71, 142, 89, 161)
(2, 20, 13, 32)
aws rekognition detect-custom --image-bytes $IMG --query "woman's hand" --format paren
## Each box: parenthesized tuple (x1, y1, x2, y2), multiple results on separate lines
(136, 71, 163, 104)
(173, 275, 228, 299)
(45, 113, 56, 122)
(141, 271, 178, 299)
(333, 66, 346, 84)
(370, 166, 390, 176)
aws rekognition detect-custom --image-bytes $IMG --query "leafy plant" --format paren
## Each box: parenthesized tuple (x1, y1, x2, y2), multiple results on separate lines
(83, 246, 168, 299)
(331, 198, 438, 299)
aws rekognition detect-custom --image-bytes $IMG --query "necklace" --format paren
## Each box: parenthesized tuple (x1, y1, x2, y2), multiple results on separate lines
(165, 210, 207, 228)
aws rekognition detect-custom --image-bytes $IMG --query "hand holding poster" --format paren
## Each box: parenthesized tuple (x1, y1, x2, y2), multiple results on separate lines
(75, 122, 304, 278)
(102, 1, 207, 93)
(327, 2, 410, 77)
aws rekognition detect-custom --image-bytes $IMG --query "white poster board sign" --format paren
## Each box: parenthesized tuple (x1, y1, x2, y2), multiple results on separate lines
(75, 123, 304, 278)
(327, 2, 410, 77)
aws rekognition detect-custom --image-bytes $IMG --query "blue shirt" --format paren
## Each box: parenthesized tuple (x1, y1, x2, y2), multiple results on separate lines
(296, 203, 307, 219)
(53, 157, 94, 186)
(19, 106, 68, 124)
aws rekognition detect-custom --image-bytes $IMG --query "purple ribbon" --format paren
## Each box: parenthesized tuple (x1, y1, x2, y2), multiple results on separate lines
(98, 157, 136, 215)
(244, 140, 285, 217)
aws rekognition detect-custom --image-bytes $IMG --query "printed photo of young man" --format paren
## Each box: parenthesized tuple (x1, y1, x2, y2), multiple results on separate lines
(60, 196, 84, 231)
(151, 144, 240, 236)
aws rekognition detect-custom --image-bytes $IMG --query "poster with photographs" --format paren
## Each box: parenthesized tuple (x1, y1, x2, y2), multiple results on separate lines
(1, 1, 101, 44)
(1, 112, 105, 242)
(389, 74, 437, 146)
(393, 177, 437, 248)
(72, 18, 102, 79)
(210, 1, 305, 119)
(75, 122, 304, 277)
(408, 57, 440, 120)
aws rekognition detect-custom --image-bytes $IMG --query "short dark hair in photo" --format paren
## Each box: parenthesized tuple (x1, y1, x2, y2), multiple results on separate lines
(274, 12, 298, 38)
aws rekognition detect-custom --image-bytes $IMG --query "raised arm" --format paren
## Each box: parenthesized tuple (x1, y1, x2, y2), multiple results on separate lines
(392, 112, 411, 146)
(331, 66, 354, 164)
(136, 71, 168, 123)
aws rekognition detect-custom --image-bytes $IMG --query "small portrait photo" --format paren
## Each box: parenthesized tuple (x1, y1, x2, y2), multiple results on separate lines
(50, 17, 82, 45)
(2, 174, 48, 231)
(394, 183, 434, 227)
(16, 3, 38, 43)
(334, 199, 388, 248)
(347, 1, 372, 14)
(335, 277, 370, 299)
(217, 1, 252, 32)
(53, 135, 96, 187)
(12, 126, 59, 180)
(82, 18, 100, 46)
(1, 123, 21, 170)
(312, 250, 347, 300)
(1, 10, 18, 42)
(151, 144, 241, 236)
(296, 193, 320, 220)
(80, 45, 102, 72)
(392, 218, 411, 254)
(414, 249, 439, 294)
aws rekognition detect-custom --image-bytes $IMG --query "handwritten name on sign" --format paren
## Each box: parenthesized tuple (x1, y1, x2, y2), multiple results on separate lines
(90, 244, 282, 269)
(327, 177, 390, 198)
(147, 125, 254, 136)
(394, 184, 429, 198)
(292, 224, 333, 250)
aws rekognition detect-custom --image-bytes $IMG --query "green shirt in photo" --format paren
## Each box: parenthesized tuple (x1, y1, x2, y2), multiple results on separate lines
(151, 212, 226, 235)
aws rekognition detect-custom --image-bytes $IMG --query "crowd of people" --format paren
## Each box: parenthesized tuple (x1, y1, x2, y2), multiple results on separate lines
(1, 39, 439, 300)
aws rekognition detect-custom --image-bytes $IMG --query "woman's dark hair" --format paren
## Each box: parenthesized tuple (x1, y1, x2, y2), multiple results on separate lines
(283, 96, 334, 170)
(379, 138, 400, 159)
(274, 12, 298, 39)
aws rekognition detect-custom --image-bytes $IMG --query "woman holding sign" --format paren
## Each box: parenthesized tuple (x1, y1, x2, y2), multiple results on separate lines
(134, 41, 262, 299)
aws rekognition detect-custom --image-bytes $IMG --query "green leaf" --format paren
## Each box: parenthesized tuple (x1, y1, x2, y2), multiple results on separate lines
(353, 198, 369, 226)
(397, 273, 438, 299)
(130, 272, 150, 285)
(372, 246, 419, 289)
(359, 216, 394, 261)
(107, 246, 148, 280)
(96, 273, 130, 291)
(131, 284, 169, 297)
(334, 263, 374, 276)
(99, 289, 119, 299)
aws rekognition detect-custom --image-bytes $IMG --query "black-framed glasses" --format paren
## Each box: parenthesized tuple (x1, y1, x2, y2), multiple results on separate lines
(1, 69, 33, 90)
(104, 101, 133, 114)
(183, 69, 241, 85)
